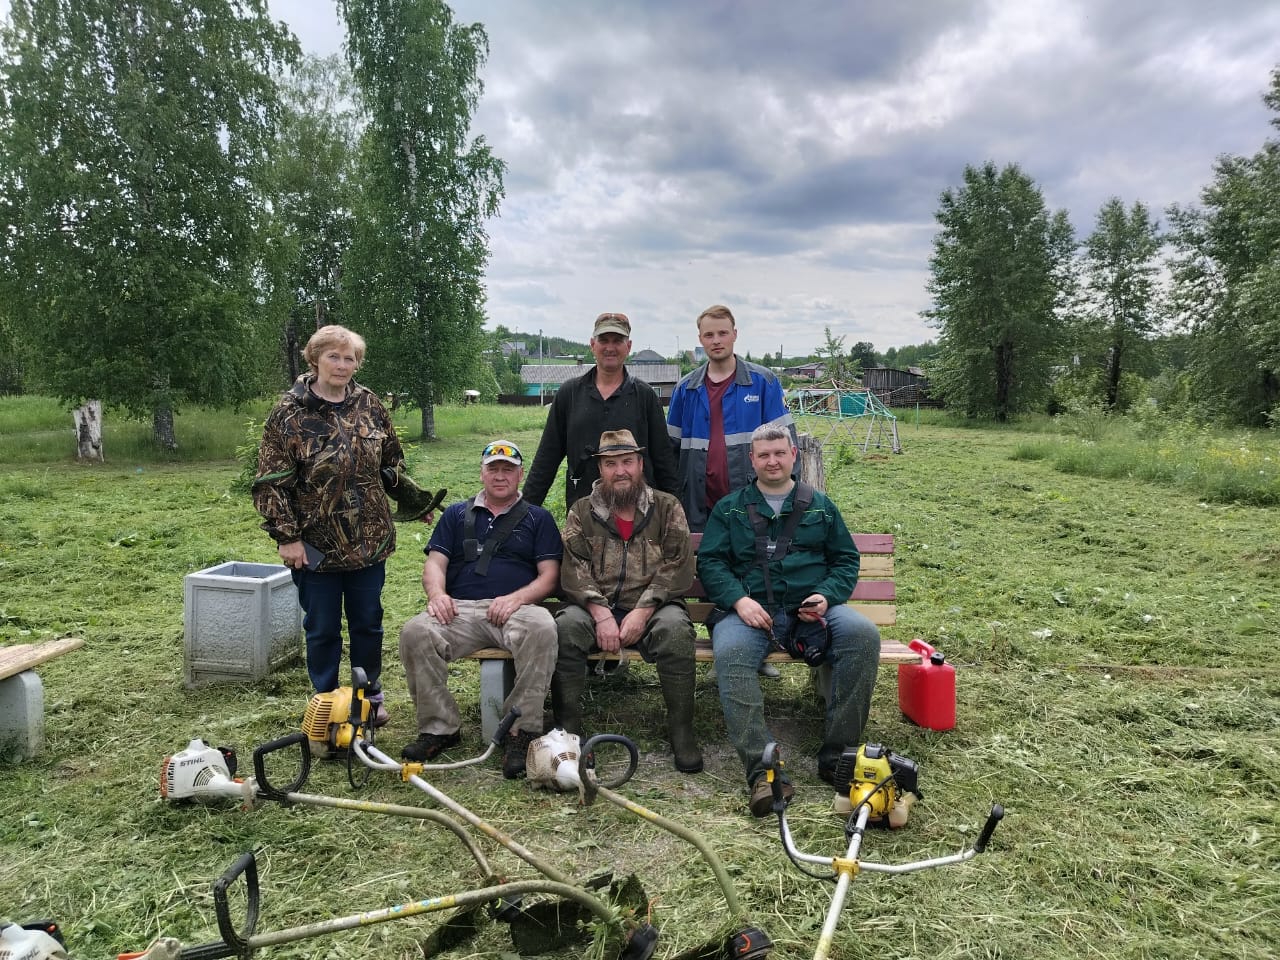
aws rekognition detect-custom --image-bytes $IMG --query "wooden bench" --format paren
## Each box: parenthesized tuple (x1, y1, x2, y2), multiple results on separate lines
(0, 637, 85, 760)
(466, 534, 917, 739)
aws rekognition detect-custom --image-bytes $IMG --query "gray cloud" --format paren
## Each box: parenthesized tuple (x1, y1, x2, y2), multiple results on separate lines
(257, 0, 1280, 355)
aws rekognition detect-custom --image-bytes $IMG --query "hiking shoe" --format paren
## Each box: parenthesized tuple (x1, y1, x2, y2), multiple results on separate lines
(371, 703, 390, 728)
(502, 729, 539, 779)
(400, 731, 461, 762)
(749, 777, 794, 818)
(758, 662, 781, 679)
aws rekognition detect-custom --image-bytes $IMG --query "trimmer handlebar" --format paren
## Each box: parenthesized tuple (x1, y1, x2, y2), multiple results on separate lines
(577, 734, 640, 804)
(973, 804, 1005, 853)
(252, 732, 310, 801)
(212, 851, 260, 956)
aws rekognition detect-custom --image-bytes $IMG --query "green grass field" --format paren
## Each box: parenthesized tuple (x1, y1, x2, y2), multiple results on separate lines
(1, 398, 1277, 959)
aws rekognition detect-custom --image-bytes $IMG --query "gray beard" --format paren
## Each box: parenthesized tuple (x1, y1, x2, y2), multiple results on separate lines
(601, 476, 646, 513)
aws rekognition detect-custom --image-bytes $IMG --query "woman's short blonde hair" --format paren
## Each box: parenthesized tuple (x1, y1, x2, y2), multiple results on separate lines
(303, 325, 366, 373)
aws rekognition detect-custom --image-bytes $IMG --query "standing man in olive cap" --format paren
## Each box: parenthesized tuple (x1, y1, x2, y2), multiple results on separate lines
(524, 312, 679, 511)
(552, 429, 703, 773)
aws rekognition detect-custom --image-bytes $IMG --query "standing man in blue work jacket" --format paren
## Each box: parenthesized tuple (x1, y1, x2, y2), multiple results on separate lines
(667, 303, 799, 533)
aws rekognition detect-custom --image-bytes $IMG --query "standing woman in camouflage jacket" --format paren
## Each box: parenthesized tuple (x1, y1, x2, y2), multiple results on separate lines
(253, 325, 403, 725)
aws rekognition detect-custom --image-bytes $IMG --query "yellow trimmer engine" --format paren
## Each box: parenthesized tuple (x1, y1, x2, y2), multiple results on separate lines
(301, 682, 370, 757)
(831, 743, 921, 828)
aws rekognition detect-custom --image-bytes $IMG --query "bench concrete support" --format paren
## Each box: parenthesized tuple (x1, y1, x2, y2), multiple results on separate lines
(0, 638, 84, 761)
(478, 657, 516, 741)
(0, 671, 44, 760)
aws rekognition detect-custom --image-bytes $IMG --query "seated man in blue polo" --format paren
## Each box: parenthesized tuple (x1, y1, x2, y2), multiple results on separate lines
(398, 440, 562, 778)
(697, 424, 881, 817)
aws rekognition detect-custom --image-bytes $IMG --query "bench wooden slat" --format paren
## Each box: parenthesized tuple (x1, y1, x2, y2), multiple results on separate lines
(0, 638, 85, 682)
(536, 600, 896, 627)
(688, 532, 894, 554)
(466, 637, 918, 665)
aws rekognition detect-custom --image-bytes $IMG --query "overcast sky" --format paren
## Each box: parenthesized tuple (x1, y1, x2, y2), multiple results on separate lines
(8, 1, 1279, 358)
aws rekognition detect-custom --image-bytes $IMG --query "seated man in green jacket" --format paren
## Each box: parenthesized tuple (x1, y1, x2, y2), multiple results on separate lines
(551, 429, 703, 773)
(697, 424, 881, 816)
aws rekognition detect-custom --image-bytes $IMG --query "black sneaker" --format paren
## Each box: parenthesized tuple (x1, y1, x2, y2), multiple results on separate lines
(502, 729, 539, 779)
(401, 731, 461, 762)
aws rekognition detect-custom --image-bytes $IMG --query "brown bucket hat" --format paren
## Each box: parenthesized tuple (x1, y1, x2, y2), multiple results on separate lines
(594, 429, 644, 456)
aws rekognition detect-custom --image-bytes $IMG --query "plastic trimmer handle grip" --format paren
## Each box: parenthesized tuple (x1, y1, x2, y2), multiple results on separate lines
(213, 851, 261, 955)
(252, 731, 311, 800)
(974, 804, 1005, 853)
(492, 706, 522, 746)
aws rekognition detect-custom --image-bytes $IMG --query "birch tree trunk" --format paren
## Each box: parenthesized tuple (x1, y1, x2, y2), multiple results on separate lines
(797, 432, 826, 493)
(73, 400, 104, 461)
(152, 404, 177, 451)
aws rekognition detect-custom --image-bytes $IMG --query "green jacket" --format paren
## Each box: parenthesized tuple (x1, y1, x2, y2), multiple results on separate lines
(252, 374, 404, 571)
(560, 481, 694, 612)
(697, 481, 861, 612)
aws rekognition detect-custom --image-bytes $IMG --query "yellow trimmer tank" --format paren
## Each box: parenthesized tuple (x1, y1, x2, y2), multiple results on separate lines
(301, 686, 367, 752)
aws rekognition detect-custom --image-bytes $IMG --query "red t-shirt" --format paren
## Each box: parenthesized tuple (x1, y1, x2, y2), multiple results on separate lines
(704, 373, 733, 507)
(615, 515, 634, 541)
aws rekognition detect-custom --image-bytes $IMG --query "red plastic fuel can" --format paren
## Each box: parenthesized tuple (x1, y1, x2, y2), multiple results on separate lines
(897, 638, 956, 731)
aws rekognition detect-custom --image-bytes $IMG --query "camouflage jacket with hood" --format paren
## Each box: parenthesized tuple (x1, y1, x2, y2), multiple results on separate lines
(252, 374, 404, 571)
(560, 480, 694, 613)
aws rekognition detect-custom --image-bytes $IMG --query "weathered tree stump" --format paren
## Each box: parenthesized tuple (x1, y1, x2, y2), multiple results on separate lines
(72, 400, 104, 461)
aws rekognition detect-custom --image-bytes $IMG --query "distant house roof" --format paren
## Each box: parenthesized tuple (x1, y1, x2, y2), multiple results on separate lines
(520, 363, 683, 388)
(783, 362, 826, 377)
(630, 348, 666, 363)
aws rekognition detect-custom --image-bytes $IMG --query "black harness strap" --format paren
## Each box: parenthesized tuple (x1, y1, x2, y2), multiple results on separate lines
(744, 481, 814, 609)
(462, 498, 532, 576)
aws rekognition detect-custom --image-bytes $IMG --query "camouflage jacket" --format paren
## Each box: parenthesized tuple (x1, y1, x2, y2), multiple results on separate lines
(559, 481, 694, 612)
(252, 374, 404, 571)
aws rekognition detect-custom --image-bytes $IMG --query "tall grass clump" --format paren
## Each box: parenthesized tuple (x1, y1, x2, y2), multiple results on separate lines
(1034, 411, 1280, 506)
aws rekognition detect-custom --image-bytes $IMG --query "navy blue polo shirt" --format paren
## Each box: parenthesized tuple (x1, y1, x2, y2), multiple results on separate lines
(427, 497, 563, 599)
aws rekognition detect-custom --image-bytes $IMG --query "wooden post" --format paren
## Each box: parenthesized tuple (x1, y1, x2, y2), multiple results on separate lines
(797, 432, 826, 493)
(73, 400, 104, 462)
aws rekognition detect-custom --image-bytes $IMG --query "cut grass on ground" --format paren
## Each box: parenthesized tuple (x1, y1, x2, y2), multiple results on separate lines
(0, 406, 1277, 960)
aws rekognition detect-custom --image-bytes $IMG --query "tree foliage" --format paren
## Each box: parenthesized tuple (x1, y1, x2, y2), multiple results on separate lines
(0, 0, 297, 448)
(1166, 67, 1280, 426)
(1081, 198, 1163, 409)
(881, 341, 939, 371)
(820, 325, 848, 380)
(264, 54, 362, 384)
(926, 162, 1075, 420)
(848, 340, 877, 374)
(338, 0, 504, 440)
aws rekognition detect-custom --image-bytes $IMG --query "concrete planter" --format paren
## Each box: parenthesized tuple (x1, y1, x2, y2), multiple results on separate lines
(184, 562, 302, 686)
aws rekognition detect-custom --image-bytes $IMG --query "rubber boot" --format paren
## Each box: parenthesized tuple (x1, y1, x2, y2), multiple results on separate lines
(661, 669, 703, 773)
(551, 662, 588, 736)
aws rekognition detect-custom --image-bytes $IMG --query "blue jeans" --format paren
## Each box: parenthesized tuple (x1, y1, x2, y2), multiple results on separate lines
(712, 604, 880, 788)
(290, 562, 386, 694)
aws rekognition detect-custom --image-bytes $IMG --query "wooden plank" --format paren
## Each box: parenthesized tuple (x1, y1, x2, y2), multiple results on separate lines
(0, 638, 85, 682)
(688, 532, 894, 554)
(539, 599, 896, 627)
(465, 636, 917, 664)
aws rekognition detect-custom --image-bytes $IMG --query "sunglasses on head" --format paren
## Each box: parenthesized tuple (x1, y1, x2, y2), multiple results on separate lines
(484, 442, 520, 459)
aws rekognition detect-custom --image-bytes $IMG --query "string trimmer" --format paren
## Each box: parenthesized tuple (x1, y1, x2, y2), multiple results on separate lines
(523, 729, 774, 960)
(760, 742, 1005, 960)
